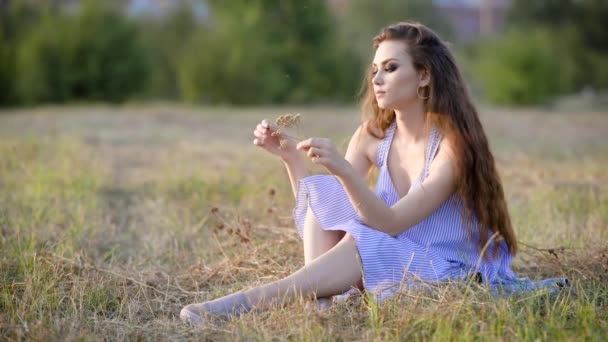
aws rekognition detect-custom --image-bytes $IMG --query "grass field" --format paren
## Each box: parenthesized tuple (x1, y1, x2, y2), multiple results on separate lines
(0, 105, 607, 340)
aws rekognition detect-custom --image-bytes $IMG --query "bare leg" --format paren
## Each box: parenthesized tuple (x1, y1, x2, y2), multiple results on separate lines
(302, 206, 346, 310)
(283, 157, 344, 265)
(180, 234, 362, 324)
(303, 206, 345, 265)
(248, 233, 361, 304)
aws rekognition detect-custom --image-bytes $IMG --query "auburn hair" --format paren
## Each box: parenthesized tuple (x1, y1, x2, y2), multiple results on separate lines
(360, 22, 517, 258)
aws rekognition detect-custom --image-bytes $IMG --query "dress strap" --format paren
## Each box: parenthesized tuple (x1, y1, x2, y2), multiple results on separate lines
(423, 127, 443, 176)
(376, 121, 397, 167)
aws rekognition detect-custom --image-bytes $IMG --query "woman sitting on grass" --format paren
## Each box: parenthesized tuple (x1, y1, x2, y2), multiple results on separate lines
(180, 21, 567, 326)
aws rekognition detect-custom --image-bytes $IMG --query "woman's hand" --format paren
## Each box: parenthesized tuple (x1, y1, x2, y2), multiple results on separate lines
(253, 119, 299, 161)
(296, 137, 352, 177)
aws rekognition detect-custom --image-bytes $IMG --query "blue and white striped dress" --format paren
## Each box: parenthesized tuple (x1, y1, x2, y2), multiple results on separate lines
(293, 121, 567, 301)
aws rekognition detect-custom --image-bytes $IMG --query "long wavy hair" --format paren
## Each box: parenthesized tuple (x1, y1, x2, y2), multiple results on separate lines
(361, 22, 517, 258)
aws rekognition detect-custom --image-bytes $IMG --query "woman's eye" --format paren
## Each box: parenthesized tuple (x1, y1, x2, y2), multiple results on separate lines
(385, 64, 398, 72)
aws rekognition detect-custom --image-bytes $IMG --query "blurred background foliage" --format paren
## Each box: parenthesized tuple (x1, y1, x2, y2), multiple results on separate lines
(468, 0, 608, 105)
(0, 0, 606, 107)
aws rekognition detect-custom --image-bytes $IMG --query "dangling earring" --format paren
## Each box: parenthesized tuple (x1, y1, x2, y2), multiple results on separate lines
(417, 86, 429, 100)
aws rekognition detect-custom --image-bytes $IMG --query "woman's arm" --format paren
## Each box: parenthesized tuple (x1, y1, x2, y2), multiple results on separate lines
(253, 119, 310, 199)
(298, 138, 456, 237)
(340, 140, 455, 236)
(342, 124, 374, 180)
(285, 124, 373, 199)
(282, 155, 309, 200)
(255, 118, 373, 200)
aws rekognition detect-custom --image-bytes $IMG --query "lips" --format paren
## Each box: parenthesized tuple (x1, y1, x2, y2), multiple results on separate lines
(375, 90, 386, 96)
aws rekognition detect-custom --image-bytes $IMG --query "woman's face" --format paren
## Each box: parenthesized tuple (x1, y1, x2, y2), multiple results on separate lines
(371, 40, 428, 110)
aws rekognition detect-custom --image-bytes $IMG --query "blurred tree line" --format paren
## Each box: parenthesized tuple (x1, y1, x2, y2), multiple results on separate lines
(469, 0, 608, 105)
(0, 0, 148, 105)
(0, 0, 606, 107)
(0, 0, 361, 106)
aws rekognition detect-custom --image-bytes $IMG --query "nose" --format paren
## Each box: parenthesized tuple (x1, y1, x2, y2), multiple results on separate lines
(372, 71, 383, 86)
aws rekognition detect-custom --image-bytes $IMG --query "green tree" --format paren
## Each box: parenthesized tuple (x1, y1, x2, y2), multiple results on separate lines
(15, 13, 69, 104)
(15, 0, 149, 104)
(472, 28, 578, 105)
(467, 0, 608, 105)
(338, 0, 454, 63)
(177, 0, 359, 104)
(0, 0, 45, 105)
(139, 4, 199, 99)
(508, 0, 608, 90)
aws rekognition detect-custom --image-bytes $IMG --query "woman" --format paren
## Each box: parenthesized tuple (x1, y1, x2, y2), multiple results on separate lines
(180, 22, 566, 325)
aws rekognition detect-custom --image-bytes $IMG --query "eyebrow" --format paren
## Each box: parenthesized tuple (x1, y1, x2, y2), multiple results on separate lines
(372, 58, 399, 67)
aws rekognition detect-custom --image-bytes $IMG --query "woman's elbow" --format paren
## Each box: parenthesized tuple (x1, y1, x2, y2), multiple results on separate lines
(361, 209, 405, 236)
(377, 214, 405, 237)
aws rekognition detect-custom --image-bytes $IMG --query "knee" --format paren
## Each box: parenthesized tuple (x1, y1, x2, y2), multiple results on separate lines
(341, 233, 355, 243)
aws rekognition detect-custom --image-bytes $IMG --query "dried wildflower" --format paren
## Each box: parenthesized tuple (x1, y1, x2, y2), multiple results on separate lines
(274, 113, 302, 150)
(275, 113, 301, 128)
(217, 222, 225, 229)
(268, 188, 276, 197)
(211, 207, 219, 214)
(227, 228, 233, 235)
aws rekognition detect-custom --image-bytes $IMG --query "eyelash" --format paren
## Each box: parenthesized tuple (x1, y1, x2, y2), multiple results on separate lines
(372, 64, 398, 75)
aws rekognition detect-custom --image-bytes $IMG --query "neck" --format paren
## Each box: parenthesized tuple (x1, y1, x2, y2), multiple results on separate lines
(393, 101, 427, 143)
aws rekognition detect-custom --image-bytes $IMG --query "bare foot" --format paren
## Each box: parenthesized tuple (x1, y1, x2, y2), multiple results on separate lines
(305, 297, 333, 313)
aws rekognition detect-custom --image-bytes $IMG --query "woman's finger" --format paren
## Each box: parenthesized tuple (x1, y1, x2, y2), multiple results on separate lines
(297, 138, 315, 150)
(254, 130, 267, 139)
(307, 147, 323, 158)
(254, 127, 269, 136)
(259, 125, 274, 135)
(261, 121, 283, 134)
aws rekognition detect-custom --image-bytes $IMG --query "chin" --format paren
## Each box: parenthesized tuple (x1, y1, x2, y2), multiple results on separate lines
(376, 100, 391, 110)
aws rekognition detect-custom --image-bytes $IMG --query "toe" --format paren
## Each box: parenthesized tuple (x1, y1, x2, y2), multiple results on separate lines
(180, 305, 203, 326)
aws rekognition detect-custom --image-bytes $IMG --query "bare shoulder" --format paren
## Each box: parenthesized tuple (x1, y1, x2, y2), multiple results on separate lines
(428, 136, 457, 179)
(437, 135, 456, 161)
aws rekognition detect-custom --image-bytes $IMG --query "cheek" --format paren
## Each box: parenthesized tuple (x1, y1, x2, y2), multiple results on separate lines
(388, 71, 419, 101)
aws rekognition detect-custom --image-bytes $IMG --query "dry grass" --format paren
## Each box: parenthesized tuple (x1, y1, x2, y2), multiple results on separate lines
(0, 104, 607, 341)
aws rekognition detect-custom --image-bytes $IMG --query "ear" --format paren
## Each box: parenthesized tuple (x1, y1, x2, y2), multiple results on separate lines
(418, 68, 431, 87)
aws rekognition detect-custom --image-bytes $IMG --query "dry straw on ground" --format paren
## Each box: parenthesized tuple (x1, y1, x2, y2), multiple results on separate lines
(1, 107, 607, 341)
